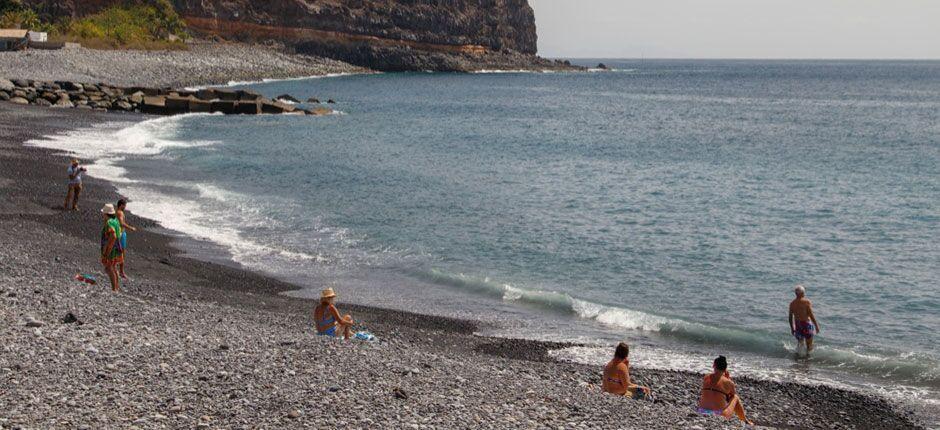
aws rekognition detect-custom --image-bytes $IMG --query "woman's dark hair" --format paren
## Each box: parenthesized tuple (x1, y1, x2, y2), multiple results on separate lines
(107, 214, 116, 219)
(117, 198, 127, 208)
(714, 355, 728, 372)
(614, 342, 630, 359)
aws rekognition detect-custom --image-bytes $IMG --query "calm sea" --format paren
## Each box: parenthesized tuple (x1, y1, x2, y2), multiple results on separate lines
(31, 60, 940, 420)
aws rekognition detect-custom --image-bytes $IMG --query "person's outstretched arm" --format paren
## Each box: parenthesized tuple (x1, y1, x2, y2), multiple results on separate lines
(118, 212, 137, 232)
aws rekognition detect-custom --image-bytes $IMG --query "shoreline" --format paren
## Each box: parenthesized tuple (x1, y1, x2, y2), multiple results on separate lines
(0, 103, 928, 428)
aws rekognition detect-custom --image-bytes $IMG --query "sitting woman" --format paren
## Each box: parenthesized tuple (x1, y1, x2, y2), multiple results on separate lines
(314, 288, 354, 339)
(698, 355, 753, 425)
(602, 342, 653, 400)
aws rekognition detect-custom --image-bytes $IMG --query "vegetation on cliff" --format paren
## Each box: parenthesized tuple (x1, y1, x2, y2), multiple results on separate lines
(1, 0, 186, 50)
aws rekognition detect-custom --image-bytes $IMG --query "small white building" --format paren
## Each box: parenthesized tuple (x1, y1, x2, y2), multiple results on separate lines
(27, 31, 47, 43)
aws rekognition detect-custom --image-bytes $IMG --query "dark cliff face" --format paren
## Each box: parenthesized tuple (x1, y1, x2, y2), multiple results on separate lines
(174, 0, 537, 55)
(22, 0, 561, 72)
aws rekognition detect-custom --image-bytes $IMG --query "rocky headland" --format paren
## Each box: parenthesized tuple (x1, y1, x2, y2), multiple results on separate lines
(21, 0, 580, 72)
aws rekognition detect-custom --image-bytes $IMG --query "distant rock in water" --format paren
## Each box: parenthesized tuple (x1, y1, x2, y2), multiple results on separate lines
(306, 97, 320, 104)
(596, 63, 609, 70)
(326, 99, 336, 104)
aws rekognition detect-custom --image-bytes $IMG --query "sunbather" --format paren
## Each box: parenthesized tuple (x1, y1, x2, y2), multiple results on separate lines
(314, 288, 354, 339)
(698, 355, 752, 425)
(602, 342, 652, 400)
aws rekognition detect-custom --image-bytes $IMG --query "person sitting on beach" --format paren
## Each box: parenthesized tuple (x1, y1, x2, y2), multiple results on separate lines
(64, 159, 85, 211)
(698, 355, 752, 425)
(99, 204, 124, 292)
(314, 288, 354, 340)
(789, 284, 820, 357)
(115, 199, 137, 280)
(601, 342, 652, 400)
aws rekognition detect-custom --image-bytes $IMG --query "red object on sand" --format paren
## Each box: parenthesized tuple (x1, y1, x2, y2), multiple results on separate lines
(74, 273, 97, 285)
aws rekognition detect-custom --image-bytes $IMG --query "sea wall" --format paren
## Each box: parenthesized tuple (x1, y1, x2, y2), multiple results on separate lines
(0, 77, 330, 116)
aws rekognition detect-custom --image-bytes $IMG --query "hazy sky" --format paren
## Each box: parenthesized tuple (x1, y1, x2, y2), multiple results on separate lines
(529, 0, 940, 59)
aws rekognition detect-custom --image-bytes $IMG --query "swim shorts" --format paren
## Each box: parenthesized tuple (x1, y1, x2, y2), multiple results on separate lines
(794, 321, 815, 340)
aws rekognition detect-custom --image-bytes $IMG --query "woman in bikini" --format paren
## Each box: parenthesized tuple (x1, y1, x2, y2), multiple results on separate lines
(698, 355, 753, 425)
(314, 288, 354, 340)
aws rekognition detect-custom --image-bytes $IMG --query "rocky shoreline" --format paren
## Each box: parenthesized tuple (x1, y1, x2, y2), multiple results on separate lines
(0, 103, 927, 429)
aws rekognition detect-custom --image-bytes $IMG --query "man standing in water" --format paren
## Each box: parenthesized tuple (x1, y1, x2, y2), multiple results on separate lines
(789, 285, 820, 357)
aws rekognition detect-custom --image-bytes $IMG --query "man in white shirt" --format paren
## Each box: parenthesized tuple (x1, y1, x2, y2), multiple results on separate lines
(64, 158, 85, 211)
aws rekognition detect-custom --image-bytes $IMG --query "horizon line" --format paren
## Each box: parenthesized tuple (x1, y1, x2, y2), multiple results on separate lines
(544, 56, 940, 62)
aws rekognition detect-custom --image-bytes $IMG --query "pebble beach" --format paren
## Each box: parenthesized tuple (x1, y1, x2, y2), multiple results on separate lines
(0, 58, 929, 428)
(0, 41, 369, 89)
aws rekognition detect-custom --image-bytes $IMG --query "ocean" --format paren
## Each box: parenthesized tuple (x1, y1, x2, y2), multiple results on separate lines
(30, 59, 940, 420)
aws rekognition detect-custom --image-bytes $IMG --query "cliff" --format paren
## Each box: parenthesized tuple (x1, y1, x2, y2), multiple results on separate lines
(23, 0, 572, 72)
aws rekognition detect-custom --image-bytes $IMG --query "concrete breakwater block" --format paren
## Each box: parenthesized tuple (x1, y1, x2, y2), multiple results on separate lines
(1, 77, 330, 117)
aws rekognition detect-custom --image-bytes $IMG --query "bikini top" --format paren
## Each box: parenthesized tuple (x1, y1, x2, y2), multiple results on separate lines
(317, 306, 336, 329)
(702, 375, 733, 402)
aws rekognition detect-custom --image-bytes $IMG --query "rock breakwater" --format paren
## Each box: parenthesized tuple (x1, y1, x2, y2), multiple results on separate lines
(0, 77, 331, 116)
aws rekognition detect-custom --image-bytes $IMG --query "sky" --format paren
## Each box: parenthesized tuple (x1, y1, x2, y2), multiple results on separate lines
(529, 0, 940, 59)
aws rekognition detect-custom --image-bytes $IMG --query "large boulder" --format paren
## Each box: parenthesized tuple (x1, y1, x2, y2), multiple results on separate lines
(164, 96, 194, 113)
(238, 90, 263, 101)
(56, 81, 83, 92)
(234, 101, 260, 114)
(9, 97, 28, 105)
(188, 99, 212, 113)
(112, 100, 133, 111)
(124, 86, 160, 96)
(196, 88, 219, 101)
(141, 95, 168, 114)
(35, 98, 53, 107)
(0, 91, 9, 101)
(12, 79, 30, 88)
(129, 91, 145, 104)
(0, 78, 13, 92)
(213, 89, 240, 101)
(275, 94, 301, 104)
(210, 100, 237, 114)
(261, 100, 297, 114)
(304, 107, 333, 116)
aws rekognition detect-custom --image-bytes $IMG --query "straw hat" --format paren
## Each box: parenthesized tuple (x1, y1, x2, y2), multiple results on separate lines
(320, 287, 337, 300)
(100, 203, 116, 215)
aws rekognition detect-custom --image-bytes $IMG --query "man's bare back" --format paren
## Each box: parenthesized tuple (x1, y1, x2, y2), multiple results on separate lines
(789, 297, 813, 322)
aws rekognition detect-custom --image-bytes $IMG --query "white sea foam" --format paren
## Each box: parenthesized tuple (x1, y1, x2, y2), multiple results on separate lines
(415, 268, 940, 388)
(26, 115, 327, 275)
(184, 72, 370, 91)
